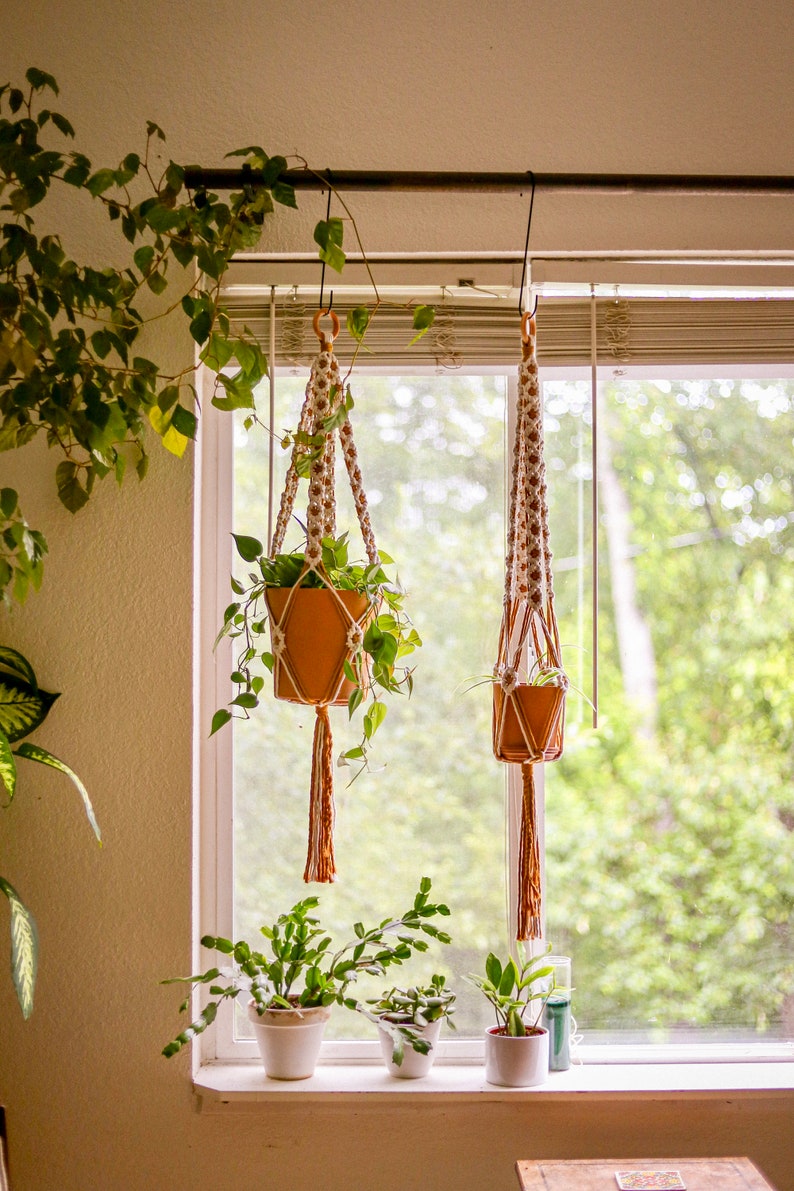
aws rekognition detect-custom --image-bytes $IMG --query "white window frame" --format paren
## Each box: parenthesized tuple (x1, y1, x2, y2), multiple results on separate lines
(193, 345, 794, 1073)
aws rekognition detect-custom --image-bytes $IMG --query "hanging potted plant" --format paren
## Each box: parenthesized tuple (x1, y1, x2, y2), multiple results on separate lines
(212, 310, 421, 883)
(360, 973, 456, 1079)
(161, 877, 451, 1080)
(467, 946, 558, 1087)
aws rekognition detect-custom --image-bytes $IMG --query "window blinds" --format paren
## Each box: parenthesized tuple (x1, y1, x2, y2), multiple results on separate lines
(225, 296, 794, 370)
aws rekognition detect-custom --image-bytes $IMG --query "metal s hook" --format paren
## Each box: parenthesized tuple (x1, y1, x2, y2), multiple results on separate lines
(518, 170, 538, 319)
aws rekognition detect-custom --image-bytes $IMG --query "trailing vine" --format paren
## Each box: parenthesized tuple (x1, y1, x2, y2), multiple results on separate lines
(0, 68, 325, 605)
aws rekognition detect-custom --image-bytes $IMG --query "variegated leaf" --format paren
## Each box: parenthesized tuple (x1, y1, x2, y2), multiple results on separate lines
(14, 743, 101, 843)
(0, 646, 38, 688)
(0, 729, 16, 801)
(0, 876, 39, 1019)
(0, 674, 59, 743)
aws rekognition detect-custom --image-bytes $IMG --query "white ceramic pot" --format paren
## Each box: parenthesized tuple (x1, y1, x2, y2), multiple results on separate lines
(377, 1017, 443, 1079)
(484, 1024, 549, 1087)
(247, 1001, 331, 1080)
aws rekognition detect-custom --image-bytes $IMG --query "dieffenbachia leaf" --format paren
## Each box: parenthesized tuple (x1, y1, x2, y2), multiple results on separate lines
(0, 876, 39, 1019)
(0, 674, 59, 742)
(0, 730, 16, 801)
(0, 646, 38, 689)
(14, 743, 101, 843)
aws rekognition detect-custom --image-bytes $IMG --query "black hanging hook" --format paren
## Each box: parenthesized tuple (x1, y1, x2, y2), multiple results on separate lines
(518, 170, 538, 318)
(318, 174, 333, 312)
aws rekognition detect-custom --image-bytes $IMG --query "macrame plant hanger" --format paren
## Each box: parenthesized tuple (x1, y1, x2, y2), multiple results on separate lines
(268, 306, 381, 883)
(492, 306, 568, 940)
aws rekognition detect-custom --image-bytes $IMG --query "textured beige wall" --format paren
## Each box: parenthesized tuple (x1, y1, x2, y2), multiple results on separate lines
(1, 4, 793, 1189)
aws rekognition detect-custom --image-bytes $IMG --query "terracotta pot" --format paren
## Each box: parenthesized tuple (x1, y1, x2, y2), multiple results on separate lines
(484, 1024, 549, 1087)
(377, 1017, 443, 1079)
(492, 682, 566, 764)
(265, 586, 373, 706)
(246, 1001, 331, 1080)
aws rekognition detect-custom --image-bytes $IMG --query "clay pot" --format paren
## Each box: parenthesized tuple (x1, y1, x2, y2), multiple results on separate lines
(265, 587, 373, 706)
(492, 682, 565, 764)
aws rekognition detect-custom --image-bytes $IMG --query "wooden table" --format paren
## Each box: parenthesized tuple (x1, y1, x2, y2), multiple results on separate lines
(516, 1157, 778, 1190)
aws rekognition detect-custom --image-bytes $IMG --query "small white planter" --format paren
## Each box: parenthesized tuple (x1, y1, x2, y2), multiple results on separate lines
(484, 1025, 549, 1087)
(247, 1001, 331, 1080)
(377, 1017, 443, 1079)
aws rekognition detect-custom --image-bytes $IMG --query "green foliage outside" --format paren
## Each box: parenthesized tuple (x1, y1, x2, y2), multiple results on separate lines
(231, 367, 793, 1043)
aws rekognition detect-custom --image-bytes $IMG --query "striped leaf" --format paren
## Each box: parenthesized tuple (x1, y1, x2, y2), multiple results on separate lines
(0, 730, 16, 801)
(0, 674, 59, 743)
(0, 646, 38, 688)
(14, 743, 101, 843)
(0, 876, 39, 1019)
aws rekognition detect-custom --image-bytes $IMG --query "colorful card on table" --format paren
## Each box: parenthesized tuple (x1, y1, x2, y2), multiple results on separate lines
(615, 1173, 687, 1191)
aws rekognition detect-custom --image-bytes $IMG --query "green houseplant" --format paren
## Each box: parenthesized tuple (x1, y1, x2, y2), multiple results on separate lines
(213, 530, 421, 776)
(162, 876, 451, 1079)
(0, 645, 99, 1018)
(468, 946, 557, 1087)
(362, 972, 456, 1078)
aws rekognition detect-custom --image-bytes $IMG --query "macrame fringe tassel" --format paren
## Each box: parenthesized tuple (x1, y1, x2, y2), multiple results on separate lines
(304, 704, 336, 883)
(517, 763, 542, 940)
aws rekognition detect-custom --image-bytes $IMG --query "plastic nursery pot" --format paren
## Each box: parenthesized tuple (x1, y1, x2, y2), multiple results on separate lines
(377, 1017, 443, 1080)
(483, 1025, 549, 1088)
(246, 1001, 332, 1081)
(492, 683, 566, 764)
(265, 587, 373, 706)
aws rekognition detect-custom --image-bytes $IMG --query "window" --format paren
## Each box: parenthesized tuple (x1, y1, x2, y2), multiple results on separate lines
(197, 291, 794, 1064)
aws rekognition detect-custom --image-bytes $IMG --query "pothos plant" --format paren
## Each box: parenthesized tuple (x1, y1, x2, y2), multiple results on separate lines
(162, 875, 451, 1057)
(0, 645, 99, 1017)
(0, 67, 434, 607)
(212, 529, 421, 776)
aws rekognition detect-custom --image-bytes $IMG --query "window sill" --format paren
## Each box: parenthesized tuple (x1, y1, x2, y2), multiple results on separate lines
(194, 1057, 794, 1111)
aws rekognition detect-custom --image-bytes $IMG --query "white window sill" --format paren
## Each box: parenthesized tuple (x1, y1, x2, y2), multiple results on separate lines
(194, 1055, 794, 1111)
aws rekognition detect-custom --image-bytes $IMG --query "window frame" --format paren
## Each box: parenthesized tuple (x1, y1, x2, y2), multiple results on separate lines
(193, 337, 794, 1072)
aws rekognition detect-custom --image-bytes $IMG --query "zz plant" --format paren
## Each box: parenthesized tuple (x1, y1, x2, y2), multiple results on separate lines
(468, 945, 556, 1036)
(0, 645, 99, 1017)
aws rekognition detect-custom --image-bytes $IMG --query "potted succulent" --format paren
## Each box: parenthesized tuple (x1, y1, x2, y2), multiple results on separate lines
(213, 530, 421, 775)
(362, 973, 456, 1079)
(467, 946, 558, 1087)
(162, 876, 451, 1080)
(491, 661, 568, 764)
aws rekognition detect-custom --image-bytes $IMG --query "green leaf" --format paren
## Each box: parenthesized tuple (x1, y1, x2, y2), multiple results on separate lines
(0, 731, 16, 801)
(313, 218, 345, 273)
(86, 169, 117, 197)
(55, 461, 89, 513)
(363, 701, 387, 740)
(232, 533, 263, 562)
(0, 647, 37, 688)
(0, 675, 58, 743)
(485, 953, 502, 988)
(171, 404, 197, 440)
(0, 876, 38, 1019)
(210, 708, 232, 736)
(409, 304, 435, 345)
(25, 67, 58, 94)
(15, 742, 101, 843)
(347, 306, 371, 343)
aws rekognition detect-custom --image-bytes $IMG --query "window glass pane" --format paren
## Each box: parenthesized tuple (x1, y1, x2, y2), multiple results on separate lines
(544, 373, 794, 1043)
(232, 372, 509, 1040)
